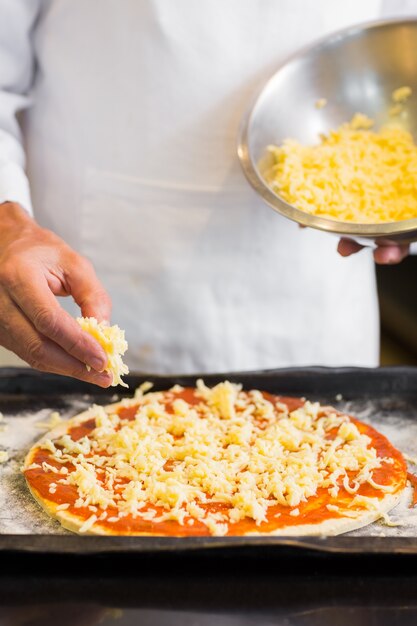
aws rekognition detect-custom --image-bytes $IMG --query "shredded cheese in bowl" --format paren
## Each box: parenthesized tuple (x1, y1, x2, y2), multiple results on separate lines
(77, 317, 129, 387)
(264, 87, 417, 224)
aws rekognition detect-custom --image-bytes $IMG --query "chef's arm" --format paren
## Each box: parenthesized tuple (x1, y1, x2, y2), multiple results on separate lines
(0, 1, 112, 386)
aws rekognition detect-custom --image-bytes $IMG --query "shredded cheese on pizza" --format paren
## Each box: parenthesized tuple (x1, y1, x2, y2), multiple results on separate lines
(264, 86, 417, 223)
(36, 381, 396, 536)
(77, 317, 129, 387)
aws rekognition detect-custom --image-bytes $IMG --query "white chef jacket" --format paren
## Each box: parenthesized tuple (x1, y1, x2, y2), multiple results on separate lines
(0, 0, 413, 374)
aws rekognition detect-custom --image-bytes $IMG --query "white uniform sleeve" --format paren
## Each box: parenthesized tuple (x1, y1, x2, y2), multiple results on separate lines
(0, 0, 43, 215)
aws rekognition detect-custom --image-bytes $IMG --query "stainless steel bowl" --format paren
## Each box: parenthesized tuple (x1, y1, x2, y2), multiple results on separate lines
(238, 18, 417, 245)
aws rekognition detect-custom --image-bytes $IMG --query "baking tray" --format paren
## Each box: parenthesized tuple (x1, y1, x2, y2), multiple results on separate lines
(2, 365, 417, 559)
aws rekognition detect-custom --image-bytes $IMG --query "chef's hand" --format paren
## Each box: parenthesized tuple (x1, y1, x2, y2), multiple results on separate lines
(337, 238, 410, 264)
(0, 202, 112, 386)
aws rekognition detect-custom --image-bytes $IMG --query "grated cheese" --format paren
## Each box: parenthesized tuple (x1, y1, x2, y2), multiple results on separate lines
(315, 98, 327, 109)
(0, 451, 8, 464)
(36, 411, 62, 430)
(326, 504, 340, 512)
(79, 513, 98, 533)
(389, 103, 404, 117)
(404, 453, 417, 465)
(392, 86, 412, 103)
(380, 511, 404, 527)
(36, 381, 398, 536)
(77, 317, 129, 387)
(265, 86, 416, 223)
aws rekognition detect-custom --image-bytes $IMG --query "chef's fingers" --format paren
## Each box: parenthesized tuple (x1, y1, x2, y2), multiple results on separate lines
(337, 238, 363, 257)
(373, 244, 410, 265)
(6, 271, 108, 372)
(0, 299, 112, 387)
(338, 238, 410, 264)
(64, 255, 112, 323)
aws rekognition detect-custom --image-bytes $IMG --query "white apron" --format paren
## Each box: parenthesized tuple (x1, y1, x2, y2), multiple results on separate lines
(21, 0, 382, 373)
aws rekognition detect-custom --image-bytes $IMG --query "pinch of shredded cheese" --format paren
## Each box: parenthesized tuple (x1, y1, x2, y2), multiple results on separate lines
(264, 86, 416, 224)
(77, 317, 129, 388)
(0, 451, 8, 464)
(34, 381, 399, 537)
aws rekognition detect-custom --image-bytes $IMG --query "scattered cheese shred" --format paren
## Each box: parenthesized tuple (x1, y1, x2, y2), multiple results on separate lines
(79, 513, 98, 533)
(265, 86, 416, 223)
(56, 503, 70, 511)
(77, 317, 129, 387)
(392, 86, 412, 103)
(35, 411, 62, 430)
(389, 103, 404, 118)
(36, 381, 397, 536)
(390, 87, 412, 117)
(0, 451, 8, 464)
(315, 98, 327, 109)
(404, 453, 417, 465)
(380, 511, 404, 527)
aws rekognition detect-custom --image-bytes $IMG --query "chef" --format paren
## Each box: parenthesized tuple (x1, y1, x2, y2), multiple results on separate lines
(0, 0, 412, 386)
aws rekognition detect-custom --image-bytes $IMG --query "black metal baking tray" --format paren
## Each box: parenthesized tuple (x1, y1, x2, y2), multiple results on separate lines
(1, 365, 417, 560)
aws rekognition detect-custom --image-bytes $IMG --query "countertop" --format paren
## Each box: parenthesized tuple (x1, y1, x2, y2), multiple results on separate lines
(1, 552, 417, 625)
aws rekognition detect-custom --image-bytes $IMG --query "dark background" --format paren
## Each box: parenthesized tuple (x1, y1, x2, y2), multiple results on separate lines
(377, 255, 417, 365)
